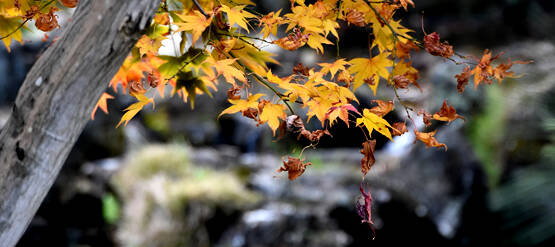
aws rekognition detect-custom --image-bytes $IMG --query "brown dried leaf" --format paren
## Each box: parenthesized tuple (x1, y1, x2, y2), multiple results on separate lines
(418, 110, 433, 126)
(227, 86, 242, 100)
(368, 100, 394, 117)
(298, 129, 332, 143)
(432, 100, 466, 123)
(414, 129, 447, 151)
(360, 140, 376, 176)
(395, 40, 419, 60)
(423, 32, 454, 58)
(346, 9, 365, 27)
(455, 66, 472, 94)
(391, 122, 408, 136)
(293, 63, 310, 76)
(277, 156, 312, 180)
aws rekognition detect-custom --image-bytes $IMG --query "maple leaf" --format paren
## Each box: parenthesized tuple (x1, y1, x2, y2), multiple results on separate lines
(318, 59, 350, 79)
(349, 52, 392, 94)
(360, 140, 376, 176)
(414, 129, 447, 151)
(396, 0, 415, 11)
(136, 35, 164, 57)
(230, 39, 278, 76)
(117, 94, 154, 127)
(258, 101, 287, 135)
(220, 4, 256, 32)
(357, 183, 376, 239)
(277, 156, 312, 180)
(274, 29, 309, 51)
(219, 93, 265, 117)
(423, 32, 454, 58)
(174, 10, 212, 44)
(0, 16, 23, 52)
(91, 93, 114, 120)
(392, 60, 419, 88)
(492, 58, 531, 84)
(325, 104, 359, 127)
(346, 9, 365, 27)
(395, 40, 420, 60)
(470, 49, 501, 87)
(372, 19, 413, 52)
(174, 70, 213, 108)
(432, 100, 466, 123)
(356, 108, 393, 141)
(455, 66, 472, 94)
(259, 10, 282, 39)
(205, 57, 247, 86)
(322, 19, 339, 39)
(298, 128, 332, 142)
(391, 122, 408, 136)
(368, 100, 394, 117)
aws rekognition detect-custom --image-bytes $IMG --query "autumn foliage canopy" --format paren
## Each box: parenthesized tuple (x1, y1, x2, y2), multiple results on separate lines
(0, 0, 530, 236)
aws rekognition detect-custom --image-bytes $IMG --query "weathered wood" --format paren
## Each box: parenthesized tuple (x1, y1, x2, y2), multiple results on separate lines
(0, 0, 159, 245)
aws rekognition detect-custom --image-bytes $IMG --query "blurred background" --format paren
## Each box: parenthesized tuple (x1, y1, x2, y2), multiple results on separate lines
(1, 0, 554, 246)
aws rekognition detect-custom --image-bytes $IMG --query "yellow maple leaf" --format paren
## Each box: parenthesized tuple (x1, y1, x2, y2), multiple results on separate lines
(174, 10, 212, 44)
(306, 32, 333, 54)
(356, 108, 393, 141)
(318, 59, 350, 79)
(219, 93, 265, 117)
(117, 94, 155, 127)
(91, 93, 115, 120)
(349, 52, 392, 94)
(372, 19, 413, 52)
(322, 19, 339, 39)
(285, 5, 322, 33)
(230, 40, 278, 76)
(259, 10, 282, 39)
(135, 35, 164, 57)
(220, 4, 257, 32)
(259, 102, 287, 135)
(0, 16, 23, 52)
(204, 57, 247, 85)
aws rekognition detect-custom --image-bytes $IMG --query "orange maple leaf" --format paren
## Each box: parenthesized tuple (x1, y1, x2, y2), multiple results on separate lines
(91, 93, 114, 120)
(432, 100, 465, 123)
(414, 129, 447, 151)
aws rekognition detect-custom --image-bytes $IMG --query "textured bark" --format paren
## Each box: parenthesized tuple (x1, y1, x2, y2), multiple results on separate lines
(0, 0, 159, 245)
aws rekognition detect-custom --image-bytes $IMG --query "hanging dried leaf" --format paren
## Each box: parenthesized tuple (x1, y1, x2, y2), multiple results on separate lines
(391, 122, 408, 136)
(368, 100, 393, 117)
(414, 129, 447, 151)
(423, 32, 453, 58)
(432, 100, 465, 123)
(455, 66, 471, 94)
(360, 140, 376, 175)
(293, 63, 310, 76)
(418, 110, 433, 126)
(274, 29, 309, 51)
(357, 183, 376, 239)
(227, 86, 242, 100)
(395, 40, 419, 60)
(346, 9, 365, 27)
(277, 156, 312, 180)
(298, 129, 331, 143)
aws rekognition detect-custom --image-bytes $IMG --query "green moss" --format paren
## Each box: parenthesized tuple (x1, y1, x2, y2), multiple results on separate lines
(467, 86, 505, 187)
(102, 193, 120, 224)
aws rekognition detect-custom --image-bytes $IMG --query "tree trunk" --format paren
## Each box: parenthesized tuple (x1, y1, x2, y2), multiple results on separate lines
(0, 0, 159, 245)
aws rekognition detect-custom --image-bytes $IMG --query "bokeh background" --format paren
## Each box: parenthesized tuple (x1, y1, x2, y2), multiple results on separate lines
(1, 0, 554, 246)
